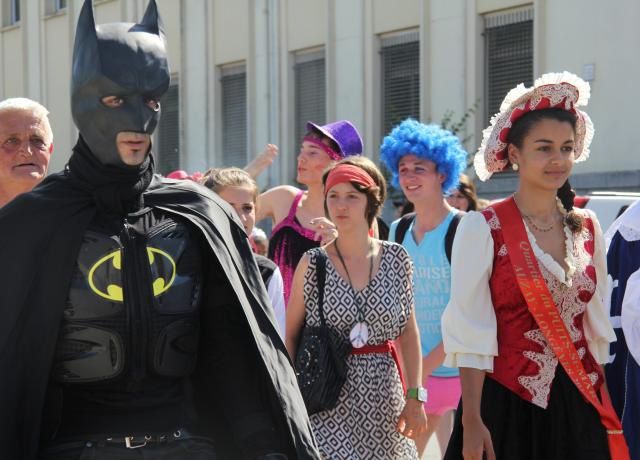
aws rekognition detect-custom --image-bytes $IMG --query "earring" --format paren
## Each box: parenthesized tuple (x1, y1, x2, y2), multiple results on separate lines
(512, 163, 519, 171)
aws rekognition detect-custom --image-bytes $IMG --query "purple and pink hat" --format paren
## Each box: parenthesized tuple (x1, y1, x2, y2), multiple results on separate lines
(305, 120, 363, 161)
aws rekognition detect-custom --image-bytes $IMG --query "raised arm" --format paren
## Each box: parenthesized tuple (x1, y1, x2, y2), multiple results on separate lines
(255, 185, 298, 224)
(244, 143, 278, 179)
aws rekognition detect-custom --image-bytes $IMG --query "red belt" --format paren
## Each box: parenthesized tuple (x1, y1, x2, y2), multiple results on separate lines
(351, 340, 406, 392)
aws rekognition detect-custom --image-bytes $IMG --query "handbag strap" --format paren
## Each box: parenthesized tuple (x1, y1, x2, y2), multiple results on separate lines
(315, 248, 328, 327)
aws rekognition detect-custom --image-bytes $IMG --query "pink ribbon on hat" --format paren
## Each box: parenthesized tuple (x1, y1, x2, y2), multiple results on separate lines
(303, 136, 342, 161)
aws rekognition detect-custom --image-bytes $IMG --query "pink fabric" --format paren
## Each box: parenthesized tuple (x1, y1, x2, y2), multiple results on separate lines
(303, 136, 341, 161)
(269, 190, 319, 305)
(423, 376, 461, 416)
(270, 191, 317, 241)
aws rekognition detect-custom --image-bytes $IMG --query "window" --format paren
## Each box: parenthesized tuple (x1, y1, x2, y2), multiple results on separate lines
(380, 31, 420, 138)
(484, 7, 533, 123)
(46, 0, 67, 15)
(156, 84, 180, 175)
(3, 0, 20, 26)
(293, 49, 326, 156)
(220, 64, 247, 168)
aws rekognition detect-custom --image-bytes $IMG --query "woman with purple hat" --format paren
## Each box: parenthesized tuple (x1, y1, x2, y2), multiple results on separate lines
(246, 120, 363, 306)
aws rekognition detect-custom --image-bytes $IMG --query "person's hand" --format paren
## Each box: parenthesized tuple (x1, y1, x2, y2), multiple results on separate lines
(309, 217, 338, 245)
(244, 144, 279, 178)
(462, 414, 495, 460)
(396, 399, 427, 440)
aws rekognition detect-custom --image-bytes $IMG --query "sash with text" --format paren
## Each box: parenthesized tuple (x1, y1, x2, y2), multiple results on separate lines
(493, 197, 629, 460)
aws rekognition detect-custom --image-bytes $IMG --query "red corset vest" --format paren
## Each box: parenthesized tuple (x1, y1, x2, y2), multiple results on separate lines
(482, 206, 603, 408)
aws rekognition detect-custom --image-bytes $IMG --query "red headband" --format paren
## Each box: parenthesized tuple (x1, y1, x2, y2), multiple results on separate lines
(303, 136, 342, 161)
(324, 164, 376, 196)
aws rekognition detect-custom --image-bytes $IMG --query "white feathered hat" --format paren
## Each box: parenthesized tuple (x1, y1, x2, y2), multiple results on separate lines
(474, 71, 594, 181)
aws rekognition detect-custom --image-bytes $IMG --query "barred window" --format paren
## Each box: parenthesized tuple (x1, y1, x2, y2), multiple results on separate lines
(220, 64, 248, 168)
(156, 84, 180, 175)
(381, 31, 420, 137)
(484, 7, 534, 123)
(294, 50, 326, 156)
(3, 0, 20, 25)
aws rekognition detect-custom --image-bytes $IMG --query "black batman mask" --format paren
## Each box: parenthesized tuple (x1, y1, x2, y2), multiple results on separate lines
(71, 0, 170, 167)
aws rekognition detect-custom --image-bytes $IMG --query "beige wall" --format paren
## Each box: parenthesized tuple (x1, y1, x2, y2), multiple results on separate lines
(157, 0, 181, 75)
(541, 0, 640, 175)
(2, 28, 23, 97)
(287, 0, 325, 51)
(373, 0, 420, 34)
(0, 0, 638, 191)
(43, 13, 73, 173)
(214, 0, 249, 64)
(94, 0, 122, 23)
(477, 0, 531, 14)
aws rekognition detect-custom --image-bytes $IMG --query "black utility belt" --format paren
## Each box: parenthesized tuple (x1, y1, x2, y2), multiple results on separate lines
(104, 429, 188, 449)
(51, 429, 213, 450)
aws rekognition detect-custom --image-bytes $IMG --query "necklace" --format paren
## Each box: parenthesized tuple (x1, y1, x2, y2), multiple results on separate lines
(513, 193, 560, 233)
(523, 214, 555, 232)
(334, 238, 374, 348)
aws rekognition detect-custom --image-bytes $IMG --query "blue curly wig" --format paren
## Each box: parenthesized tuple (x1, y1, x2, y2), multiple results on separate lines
(380, 118, 468, 193)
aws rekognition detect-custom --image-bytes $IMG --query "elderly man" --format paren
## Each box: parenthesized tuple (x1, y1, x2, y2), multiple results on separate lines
(0, 98, 53, 207)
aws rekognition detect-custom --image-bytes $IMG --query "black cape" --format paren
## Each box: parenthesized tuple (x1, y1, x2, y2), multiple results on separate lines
(0, 171, 319, 459)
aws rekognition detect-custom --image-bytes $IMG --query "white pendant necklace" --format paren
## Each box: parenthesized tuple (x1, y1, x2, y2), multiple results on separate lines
(334, 239, 374, 348)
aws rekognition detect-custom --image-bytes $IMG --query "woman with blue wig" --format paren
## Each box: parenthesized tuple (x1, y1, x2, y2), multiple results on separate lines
(381, 118, 468, 457)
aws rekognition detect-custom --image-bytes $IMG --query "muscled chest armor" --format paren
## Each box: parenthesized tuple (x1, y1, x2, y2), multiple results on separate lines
(53, 207, 204, 385)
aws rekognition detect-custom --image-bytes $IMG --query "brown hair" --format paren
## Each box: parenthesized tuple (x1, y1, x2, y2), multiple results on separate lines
(456, 174, 479, 211)
(322, 156, 387, 226)
(200, 167, 259, 201)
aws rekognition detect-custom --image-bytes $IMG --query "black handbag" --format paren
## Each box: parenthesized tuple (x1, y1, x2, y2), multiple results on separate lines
(294, 249, 350, 415)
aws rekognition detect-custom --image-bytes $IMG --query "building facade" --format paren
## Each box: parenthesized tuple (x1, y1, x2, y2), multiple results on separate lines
(1, 0, 638, 196)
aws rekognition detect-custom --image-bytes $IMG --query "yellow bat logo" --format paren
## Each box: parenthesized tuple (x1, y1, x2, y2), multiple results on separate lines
(88, 247, 176, 302)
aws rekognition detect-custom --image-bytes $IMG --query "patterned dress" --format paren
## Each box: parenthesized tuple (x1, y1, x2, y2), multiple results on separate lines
(303, 242, 419, 460)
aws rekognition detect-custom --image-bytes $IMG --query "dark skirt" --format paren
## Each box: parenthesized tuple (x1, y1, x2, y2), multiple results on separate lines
(444, 367, 610, 460)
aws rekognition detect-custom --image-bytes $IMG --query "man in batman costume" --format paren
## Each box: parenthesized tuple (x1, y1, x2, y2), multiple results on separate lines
(0, 1, 319, 459)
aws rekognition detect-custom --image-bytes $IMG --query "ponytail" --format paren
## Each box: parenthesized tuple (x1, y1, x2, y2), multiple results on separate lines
(557, 180, 583, 232)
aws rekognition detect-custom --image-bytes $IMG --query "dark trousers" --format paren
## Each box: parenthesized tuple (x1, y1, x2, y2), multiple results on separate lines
(39, 438, 217, 459)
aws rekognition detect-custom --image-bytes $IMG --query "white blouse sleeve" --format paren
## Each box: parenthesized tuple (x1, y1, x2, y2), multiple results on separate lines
(442, 211, 498, 371)
(621, 268, 640, 364)
(267, 267, 287, 339)
(583, 212, 617, 364)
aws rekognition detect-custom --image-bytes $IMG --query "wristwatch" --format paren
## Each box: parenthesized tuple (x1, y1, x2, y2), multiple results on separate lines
(406, 386, 428, 402)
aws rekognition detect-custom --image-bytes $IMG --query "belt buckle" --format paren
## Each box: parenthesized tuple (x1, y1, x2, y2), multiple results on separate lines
(124, 436, 149, 449)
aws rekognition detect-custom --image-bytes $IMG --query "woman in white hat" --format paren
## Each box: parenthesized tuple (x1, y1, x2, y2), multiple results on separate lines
(441, 73, 628, 460)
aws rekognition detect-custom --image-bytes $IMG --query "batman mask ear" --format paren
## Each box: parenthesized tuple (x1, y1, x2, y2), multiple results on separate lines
(72, 0, 101, 88)
(140, 0, 165, 40)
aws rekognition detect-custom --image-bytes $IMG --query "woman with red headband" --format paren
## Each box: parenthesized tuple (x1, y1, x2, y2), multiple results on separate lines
(286, 157, 427, 459)
(245, 121, 364, 306)
(442, 73, 628, 460)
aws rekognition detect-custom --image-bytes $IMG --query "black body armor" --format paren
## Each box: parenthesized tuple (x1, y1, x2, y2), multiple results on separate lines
(51, 208, 204, 435)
